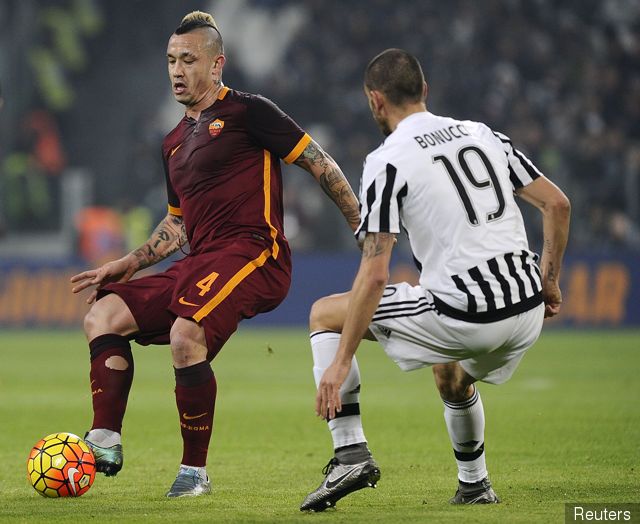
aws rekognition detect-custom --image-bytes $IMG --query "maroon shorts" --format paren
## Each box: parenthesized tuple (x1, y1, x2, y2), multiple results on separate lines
(99, 236, 291, 360)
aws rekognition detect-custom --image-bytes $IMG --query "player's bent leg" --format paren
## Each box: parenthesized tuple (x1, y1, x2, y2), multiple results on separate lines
(309, 292, 376, 340)
(167, 318, 215, 498)
(303, 293, 380, 511)
(309, 292, 349, 333)
(170, 317, 208, 368)
(83, 294, 139, 477)
(432, 362, 499, 504)
(83, 293, 139, 341)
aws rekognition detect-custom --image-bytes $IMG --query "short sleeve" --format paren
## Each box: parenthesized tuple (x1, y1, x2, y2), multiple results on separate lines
(493, 130, 543, 190)
(246, 95, 311, 164)
(355, 158, 408, 239)
(163, 151, 181, 216)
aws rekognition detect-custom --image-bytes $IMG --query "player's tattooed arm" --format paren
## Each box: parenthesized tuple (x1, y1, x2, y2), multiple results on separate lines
(70, 212, 187, 302)
(293, 140, 360, 232)
(131, 213, 187, 270)
(516, 176, 570, 317)
(362, 232, 396, 258)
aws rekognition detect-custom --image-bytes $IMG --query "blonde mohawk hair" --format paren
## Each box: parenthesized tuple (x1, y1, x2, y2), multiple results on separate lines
(181, 10, 219, 31)
(175, 10, 223, 52)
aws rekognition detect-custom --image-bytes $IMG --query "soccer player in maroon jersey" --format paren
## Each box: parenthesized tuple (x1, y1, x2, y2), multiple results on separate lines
(70, 11, 360, 498)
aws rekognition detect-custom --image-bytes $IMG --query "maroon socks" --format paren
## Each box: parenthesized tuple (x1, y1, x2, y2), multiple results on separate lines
(88, 334, 134, 433)
(174, 361, 217, 467)
(88, 334, 216, 467)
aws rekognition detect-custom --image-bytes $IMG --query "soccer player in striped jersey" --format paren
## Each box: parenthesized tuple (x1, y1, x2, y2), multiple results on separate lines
(70, 11, 360, 498)
(301, 48, 570, 511)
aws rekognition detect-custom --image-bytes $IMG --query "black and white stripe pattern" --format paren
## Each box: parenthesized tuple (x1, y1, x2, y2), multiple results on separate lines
(453, 443, 485, 462)
(333, 403, 361, 419)
(433, 250, 543, 323)
(356, 162, 408, 237)
(493, 131, 542, 188)
(372, 291, 436, 322)
(443, 386, 479, 410)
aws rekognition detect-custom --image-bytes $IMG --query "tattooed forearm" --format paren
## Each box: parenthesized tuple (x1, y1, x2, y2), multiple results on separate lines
(131, 214, 186, 270)
(362, 232, 395, 258)
(153, 229, 171, 247)
(319, 168, 360, 228)
(294, 141, 360, 230)
(543, 260, 558, 284)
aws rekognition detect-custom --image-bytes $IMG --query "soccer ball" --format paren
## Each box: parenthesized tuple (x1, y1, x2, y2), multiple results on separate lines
(27, 432, 96, 497)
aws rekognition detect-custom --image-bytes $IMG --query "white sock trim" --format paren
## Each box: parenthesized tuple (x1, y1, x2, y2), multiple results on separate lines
(179, 464, 208, 479)
(86, 428, 121, 447)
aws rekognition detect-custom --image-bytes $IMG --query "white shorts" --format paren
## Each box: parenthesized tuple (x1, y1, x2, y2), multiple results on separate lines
(368, 283, 545, 384)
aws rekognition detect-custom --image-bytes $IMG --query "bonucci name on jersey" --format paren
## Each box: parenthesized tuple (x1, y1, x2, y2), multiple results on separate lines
(357, 112, 544, 323)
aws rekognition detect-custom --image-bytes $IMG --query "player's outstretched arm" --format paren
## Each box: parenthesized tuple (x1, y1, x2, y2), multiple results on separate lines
(70, 212, 187, 303)
(516, 176, 571, 317)
(293, 140, 360, 233)
(316, 232, 395, 420)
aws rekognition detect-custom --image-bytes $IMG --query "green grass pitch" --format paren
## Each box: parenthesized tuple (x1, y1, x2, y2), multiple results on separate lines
(0, 328, 638, 523)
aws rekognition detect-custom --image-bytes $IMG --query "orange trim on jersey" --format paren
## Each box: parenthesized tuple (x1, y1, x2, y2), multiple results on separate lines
(168, 204, 182, 216)
(217, 86, 230, 100)
(283, 133, 312, 164)
(263, 150, 280, 260)
(192, 149, 280, 322)
(192, 246, 271, 322)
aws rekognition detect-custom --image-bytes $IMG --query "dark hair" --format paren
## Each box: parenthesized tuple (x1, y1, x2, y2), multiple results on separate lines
(175, 11, 224, 53)
(364, 49, 425, 106)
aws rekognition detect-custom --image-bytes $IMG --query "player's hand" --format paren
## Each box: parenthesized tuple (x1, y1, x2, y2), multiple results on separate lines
(70, 256, 138, 304)
(542, 279, 562, 318)
(315, 361, 351, 420)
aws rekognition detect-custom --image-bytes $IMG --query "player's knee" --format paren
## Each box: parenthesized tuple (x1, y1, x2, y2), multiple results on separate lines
(437, 381, 471, 402)
(83, 302, 109, 341)
(309, 294, 347, 333)
(170, 320, 207, 367)
(83, 295, 136, 341)
(309, 298, 327, 332)
(432, 365, 472, 402)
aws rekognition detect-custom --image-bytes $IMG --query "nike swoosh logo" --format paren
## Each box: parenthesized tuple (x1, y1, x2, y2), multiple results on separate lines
(67, 467, 79, 495)
(178, 297, 200, 307)
(183, 412, 208, 421)
(170, 144, 182, 157)
(325, 468, 357, 489)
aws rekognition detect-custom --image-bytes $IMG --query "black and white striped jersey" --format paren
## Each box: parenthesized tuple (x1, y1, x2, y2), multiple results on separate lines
(356, 111, 543, 322)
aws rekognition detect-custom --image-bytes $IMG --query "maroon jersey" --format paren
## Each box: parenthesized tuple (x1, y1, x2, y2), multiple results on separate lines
(161, 86, 311, 256)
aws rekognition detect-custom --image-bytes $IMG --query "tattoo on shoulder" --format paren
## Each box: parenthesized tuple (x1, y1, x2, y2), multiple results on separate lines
(362, 233, 395, 258)
(293, 141, 324, 167)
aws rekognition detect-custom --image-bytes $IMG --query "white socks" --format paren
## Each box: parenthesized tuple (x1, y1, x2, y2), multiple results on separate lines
(442, 386, 488, 483)
(179, 464, 208, 480)
(310, 331, 366, 449)
(310, 330, 488, 482)
(85, 428, 121, 448)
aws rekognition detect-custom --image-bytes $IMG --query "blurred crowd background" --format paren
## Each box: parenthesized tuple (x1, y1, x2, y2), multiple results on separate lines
(1, 0, 639, 265)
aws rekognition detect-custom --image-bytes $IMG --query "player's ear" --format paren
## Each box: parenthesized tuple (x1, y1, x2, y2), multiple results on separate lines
(212, 54, 225, 75)
(370, 90, 385, 113)
(422, 81, 428, 100)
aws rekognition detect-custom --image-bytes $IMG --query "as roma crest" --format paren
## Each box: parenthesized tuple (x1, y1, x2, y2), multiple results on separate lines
(209, 119, 224, 138)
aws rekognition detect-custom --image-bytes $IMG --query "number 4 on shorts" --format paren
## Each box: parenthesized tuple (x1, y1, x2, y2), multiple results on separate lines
(196, 271, 219, 296)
